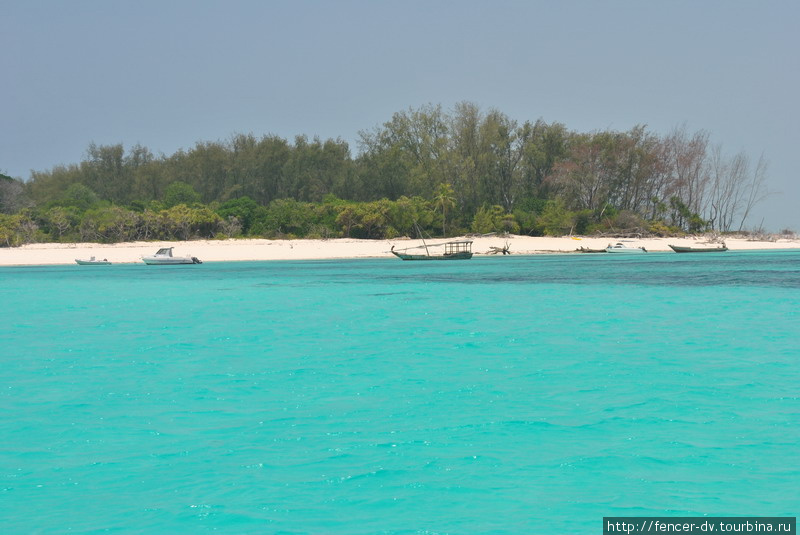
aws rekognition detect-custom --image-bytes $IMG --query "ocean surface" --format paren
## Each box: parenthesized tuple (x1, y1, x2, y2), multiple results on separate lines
(1, 251, 798, 534)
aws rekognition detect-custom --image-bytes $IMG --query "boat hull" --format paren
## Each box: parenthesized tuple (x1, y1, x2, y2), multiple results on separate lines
(605, 242, 647, 254)
(141, 247, 202, 264)
(605, 248, 646, 254)
(75, 259, 111, 265)
(391, 251, 473, 261)
(669, 245, 728, 253)
(142, 257, 201, 265)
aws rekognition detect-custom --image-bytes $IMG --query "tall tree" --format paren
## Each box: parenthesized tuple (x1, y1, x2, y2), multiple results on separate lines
(82, 143, 127, 203)
(520, 119, 570, 199)
(0, 175, 27, 214)
(253, 135, 291, 203)
(479, 109, 526, 212)
(434, 182, 455, 236)
(549, 131, 616, 213)
(448, 101, 484, 213)
(737, 153, 769, 231)
(376, 104, 450, 198)
(127, 144, 161, 201)
(664, 125, 710, 220)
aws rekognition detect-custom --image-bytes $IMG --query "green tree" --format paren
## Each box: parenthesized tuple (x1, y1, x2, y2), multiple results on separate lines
(0, 175, 26, 214)
(471, 204, 519, 234)
(360, 104, 450, 200)
(281, 136, 354, 203)
(78, 206, 140, 243)
(216, 196, 259, 234)
(232, 134, 291, 204)
(59, 183, 100, 211)
(478, 109, 525, 211)
(164, 181, 201, 208)
(163, 204, 222, 240)
(333, 200, 392, 239)
(42, 206, 78, 240)
(433, 182, 456, 237)
(386, 195, 433, 237)
(137, 209, 165, 240)
(0, 213, 33, 246)
(264, 198, 316, 237)
(536, 199, 573, 236)
(520, 120, 570, 199)
(81, 143, 127, 203)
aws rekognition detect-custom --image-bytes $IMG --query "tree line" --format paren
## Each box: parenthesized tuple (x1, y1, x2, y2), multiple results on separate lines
(0, 103, 770, 246)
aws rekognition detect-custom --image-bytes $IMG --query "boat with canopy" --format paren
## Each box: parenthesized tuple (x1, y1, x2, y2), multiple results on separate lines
(390, 240, 473, 260)
(142, 247, 202, 265)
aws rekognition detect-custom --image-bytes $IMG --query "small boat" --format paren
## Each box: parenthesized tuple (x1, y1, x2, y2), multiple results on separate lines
(75, 256, 111, 265)
(669, 244, 728, 253)
(142, 247, 202, 265)
(577, 246, 607, 253)
(391, 240, 473, 260)
(605, 242, 647, 254)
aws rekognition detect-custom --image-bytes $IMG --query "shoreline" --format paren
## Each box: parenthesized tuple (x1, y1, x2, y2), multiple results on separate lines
(1, 235, 799, 266)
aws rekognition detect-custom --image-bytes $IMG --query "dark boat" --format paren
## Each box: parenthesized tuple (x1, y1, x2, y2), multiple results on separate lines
(391, 240, 473, 260)
(668, 244, 728, 253)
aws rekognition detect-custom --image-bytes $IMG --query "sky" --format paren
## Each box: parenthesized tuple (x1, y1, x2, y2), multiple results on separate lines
(2, 0, 798, 231)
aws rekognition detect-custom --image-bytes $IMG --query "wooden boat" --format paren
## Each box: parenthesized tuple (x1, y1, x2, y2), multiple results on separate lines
(75, 256, 111, 265)
(577, 246, 607, 253)
(391, 240, 473, 260)
(605, 242, 647, 254)
(669, 244, 728, 253)
(142, 247, 202, 265)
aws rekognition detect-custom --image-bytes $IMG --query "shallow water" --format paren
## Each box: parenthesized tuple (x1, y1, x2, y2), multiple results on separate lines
(2, 251, 798, 533)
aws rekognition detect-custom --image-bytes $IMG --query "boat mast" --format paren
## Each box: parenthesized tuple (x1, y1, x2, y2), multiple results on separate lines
(415, 222, 430, 256)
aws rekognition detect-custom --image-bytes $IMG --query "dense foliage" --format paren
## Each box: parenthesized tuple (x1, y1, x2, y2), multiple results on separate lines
(0, 103, 769, 246)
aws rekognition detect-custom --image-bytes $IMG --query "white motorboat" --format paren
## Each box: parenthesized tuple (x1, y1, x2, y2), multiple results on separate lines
(75, 256, 112, 265)
(141, 247, 202, 265)
(605, 242, 647, 254)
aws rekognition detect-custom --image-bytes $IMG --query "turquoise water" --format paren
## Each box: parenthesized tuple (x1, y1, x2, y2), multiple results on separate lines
(1, 251, 798, 533)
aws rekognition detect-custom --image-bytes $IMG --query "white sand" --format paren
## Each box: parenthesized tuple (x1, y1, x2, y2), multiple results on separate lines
(0, 235, 798, 266)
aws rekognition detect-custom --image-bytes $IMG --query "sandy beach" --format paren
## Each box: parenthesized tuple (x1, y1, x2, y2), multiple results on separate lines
(1, 235, 798, 266)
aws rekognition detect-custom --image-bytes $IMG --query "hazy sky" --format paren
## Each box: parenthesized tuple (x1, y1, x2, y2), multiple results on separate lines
(2, 0, 798, 231)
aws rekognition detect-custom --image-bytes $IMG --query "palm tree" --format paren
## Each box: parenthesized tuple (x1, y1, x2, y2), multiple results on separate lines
(434, 182, 456, 237)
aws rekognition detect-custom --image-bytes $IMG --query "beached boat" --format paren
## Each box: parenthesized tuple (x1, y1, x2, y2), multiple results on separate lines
(577, 246, 607, 253)
(75, 256, 111, 265)
(391, 240, 473, 260)
(668, 244, 728, 253)
(142, 247, 202, 265)
(605, 242, 647, 254)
